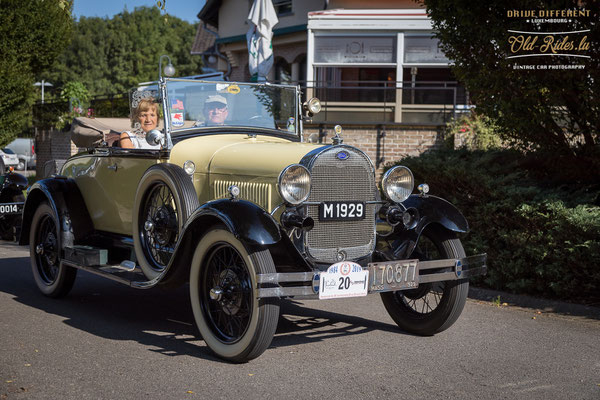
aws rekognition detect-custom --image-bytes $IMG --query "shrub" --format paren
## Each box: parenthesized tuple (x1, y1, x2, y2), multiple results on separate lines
(445, 113, 502, 151)
(389, 148, 600, 302)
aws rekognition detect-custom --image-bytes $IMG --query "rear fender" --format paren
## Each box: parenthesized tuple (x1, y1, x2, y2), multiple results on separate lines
(19, 177, 94, 246)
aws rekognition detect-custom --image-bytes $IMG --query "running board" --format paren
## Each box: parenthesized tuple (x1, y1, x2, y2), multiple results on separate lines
(63, 245, 147, 286)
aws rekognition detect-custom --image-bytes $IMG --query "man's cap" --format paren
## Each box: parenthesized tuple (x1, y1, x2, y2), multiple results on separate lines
(205, 95, 227, 106)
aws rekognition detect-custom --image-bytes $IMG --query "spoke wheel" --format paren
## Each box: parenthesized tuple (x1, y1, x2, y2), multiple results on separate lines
(133, 164, 199, 280)
(190, 228, 279, 363)
(381, 224, 469, 336)
(30, 202, 77, 297)
(140, 182, 179, 269)
(201, 243, 252, 343)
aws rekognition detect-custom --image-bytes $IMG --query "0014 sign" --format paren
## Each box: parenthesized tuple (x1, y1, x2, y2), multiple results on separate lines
(0, 203, 19, 214)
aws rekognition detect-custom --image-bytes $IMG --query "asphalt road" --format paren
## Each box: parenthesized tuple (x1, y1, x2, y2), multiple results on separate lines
(1, 241, 599, 400)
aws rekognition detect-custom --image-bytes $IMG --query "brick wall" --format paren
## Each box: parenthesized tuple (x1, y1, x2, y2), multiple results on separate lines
(303, 124, 446, 179)
(34, 125, 445, 180)
(35, 128, 81, 178)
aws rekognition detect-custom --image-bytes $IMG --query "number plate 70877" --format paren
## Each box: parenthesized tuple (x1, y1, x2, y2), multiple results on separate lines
(368, 259, 420, 292)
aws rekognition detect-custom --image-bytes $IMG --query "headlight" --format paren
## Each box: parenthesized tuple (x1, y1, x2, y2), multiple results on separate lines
(382, 166, 414, 203)
(278, 164, 311, 205)
(303, 97, 321, 116)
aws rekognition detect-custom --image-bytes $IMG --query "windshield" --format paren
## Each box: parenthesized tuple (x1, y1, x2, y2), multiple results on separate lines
(164, 79, 299, 136)
(2, 148, 15, 154)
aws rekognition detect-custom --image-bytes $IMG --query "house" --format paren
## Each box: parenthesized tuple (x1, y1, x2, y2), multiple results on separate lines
(191, 0, 470, 171)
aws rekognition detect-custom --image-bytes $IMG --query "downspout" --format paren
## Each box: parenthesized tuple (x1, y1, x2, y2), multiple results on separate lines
(202, 22, 232, 79)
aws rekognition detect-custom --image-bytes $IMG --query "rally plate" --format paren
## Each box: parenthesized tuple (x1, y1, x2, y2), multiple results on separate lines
(316, 261, 369, 300)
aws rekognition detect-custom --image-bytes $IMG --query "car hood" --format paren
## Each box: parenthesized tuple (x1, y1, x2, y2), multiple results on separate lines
(170, 134, 322, 178)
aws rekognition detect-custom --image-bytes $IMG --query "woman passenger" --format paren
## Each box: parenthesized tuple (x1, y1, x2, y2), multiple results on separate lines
(120, 99, 161, 149)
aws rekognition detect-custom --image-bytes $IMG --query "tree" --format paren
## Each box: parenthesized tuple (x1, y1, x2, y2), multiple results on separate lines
(424, 0, 599, 157)
(45, 7, 202, 97)
(0, 0, 73, 146)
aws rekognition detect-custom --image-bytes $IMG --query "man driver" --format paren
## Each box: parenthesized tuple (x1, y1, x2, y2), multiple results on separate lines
(202, 95, 228, 126)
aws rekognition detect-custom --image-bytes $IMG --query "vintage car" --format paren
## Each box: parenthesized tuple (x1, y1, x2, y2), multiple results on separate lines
(0, 168, 27, 241)
(20, 69, 486, 362)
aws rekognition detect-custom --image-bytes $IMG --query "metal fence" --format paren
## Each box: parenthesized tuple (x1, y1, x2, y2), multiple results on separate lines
(298, 80, 469, 125)
(31, 80, 468, 128)
(33, 94, 129, 129)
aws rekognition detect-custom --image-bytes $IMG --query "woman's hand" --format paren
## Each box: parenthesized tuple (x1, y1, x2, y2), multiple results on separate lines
(119, 132, 134, 148)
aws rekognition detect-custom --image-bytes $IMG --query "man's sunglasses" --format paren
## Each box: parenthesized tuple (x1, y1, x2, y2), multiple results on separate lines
(206, 102, 227, 111)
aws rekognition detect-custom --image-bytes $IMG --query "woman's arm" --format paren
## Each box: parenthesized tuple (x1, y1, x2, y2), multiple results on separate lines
(120, 132, 134, 148)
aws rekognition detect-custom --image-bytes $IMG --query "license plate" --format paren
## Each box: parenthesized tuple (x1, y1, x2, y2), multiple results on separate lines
(316, 261, 369, 300)
(368, 259, 420, 292)
(319, 201, 365, 221)
(0, 203, 23, 216)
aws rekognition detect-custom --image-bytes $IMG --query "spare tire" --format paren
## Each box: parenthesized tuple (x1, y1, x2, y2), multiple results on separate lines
(133, 163, 199, 280)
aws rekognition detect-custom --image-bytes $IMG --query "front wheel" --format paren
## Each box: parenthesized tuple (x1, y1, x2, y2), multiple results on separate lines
(190, 228, 279, 362)
(381, 224, 469, 336)
(30, 202, 77, 297)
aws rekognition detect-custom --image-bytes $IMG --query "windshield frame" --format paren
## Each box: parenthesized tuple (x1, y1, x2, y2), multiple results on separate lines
(162, 78, 301, 140)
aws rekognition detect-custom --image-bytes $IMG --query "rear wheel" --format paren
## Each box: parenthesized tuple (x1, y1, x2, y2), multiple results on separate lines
(30, 202, 77, 297)
(381, 224, 469, 335)
(190, 227, 279, 363)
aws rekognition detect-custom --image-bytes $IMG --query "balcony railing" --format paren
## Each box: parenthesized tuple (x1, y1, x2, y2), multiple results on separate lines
(295, 80, 470, 126)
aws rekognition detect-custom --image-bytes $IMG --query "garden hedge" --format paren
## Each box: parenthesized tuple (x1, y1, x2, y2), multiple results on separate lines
(388, 149, 600, 302)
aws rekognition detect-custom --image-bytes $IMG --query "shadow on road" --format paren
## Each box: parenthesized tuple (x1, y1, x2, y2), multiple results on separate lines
(0, 254, 401, 362)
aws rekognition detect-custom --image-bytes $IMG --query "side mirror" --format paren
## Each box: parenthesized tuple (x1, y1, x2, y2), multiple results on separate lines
(146, 129, 164, 146)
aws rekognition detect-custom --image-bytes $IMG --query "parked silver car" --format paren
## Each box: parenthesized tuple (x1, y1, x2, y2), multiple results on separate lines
(0, 148, 19, 172)
(6, 138, 36, 170)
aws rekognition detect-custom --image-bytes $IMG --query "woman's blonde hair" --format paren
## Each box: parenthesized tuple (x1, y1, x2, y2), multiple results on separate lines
(131, 99, 159, 128)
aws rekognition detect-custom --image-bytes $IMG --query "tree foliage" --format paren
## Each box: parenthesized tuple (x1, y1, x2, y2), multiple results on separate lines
(0, 0, 73, 146)
(45, 6, 202, 97)
(424, 0, 599, 157)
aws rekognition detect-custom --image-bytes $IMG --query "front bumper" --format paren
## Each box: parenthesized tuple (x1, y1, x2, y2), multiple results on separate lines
(256, 253, 487, 298)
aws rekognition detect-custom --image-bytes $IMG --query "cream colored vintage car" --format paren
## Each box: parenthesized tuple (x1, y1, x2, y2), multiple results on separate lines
(21, 75, 486, 362)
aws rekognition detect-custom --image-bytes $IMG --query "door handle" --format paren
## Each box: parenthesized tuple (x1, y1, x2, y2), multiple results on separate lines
(107, 163, 118, 171)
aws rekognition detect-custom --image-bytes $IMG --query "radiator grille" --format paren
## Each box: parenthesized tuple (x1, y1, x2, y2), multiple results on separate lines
(305, 147, 377, 263)
(213, 180, 272, 212)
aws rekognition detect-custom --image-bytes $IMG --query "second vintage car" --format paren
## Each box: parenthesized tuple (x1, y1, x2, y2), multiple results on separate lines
(20, 64, 486, 362)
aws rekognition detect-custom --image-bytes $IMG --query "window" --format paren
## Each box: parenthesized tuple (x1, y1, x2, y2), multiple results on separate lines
(273, 0, 292, 16)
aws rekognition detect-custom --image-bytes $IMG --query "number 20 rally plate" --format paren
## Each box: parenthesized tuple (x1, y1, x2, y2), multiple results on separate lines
(317, 261, 369, 300)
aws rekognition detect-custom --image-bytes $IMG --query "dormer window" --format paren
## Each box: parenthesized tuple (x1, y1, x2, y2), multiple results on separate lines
(273, 0, 292, 16)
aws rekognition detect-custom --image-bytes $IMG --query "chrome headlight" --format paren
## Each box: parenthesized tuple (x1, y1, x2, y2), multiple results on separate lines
(278, 164, 311, 205)
(382, 166, 414, 203)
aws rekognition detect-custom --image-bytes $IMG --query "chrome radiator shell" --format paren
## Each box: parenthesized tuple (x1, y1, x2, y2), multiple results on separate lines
(302, 145, 378, 263)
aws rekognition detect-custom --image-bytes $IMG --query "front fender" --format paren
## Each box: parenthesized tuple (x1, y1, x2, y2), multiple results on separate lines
(156, 199, 283, 287)
(377, 194, 469, 259)
(403, 194, 468, 233)
(19, 177, 94, 246)
(192, 199, 282, 246)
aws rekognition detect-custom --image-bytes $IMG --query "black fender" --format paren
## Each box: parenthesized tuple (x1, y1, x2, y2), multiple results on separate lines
(378, 194, 469, 259)
(158, 199, 312, 288)
(19, 177, 94, 246)
(192, 199, 282, 246)
(0, 172, 28, 200)
(403, 194, 468, 233)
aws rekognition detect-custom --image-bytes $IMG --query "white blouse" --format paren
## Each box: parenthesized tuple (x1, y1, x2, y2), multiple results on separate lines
(122, 131, 160, 149)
